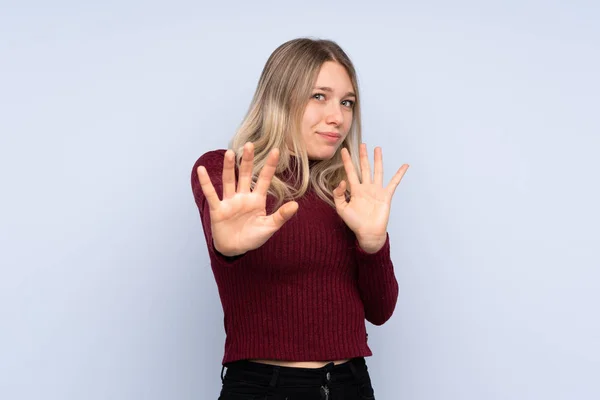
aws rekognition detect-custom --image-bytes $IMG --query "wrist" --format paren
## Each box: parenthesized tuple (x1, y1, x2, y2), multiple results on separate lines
(213, 239, 246, 257)
(357, 235, 387, 254)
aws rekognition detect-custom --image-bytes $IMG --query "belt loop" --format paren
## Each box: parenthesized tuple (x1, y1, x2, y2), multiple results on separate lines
(220, 365, 226, 383)
(269, 366, 280, 388)
(323, 362, 334, 384)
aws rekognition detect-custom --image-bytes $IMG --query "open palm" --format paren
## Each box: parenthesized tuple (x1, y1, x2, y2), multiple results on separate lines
(197, 143, 298, 257)
(333, 144, 409, 250)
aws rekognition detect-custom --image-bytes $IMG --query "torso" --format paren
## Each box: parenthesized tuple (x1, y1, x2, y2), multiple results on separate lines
(248, 359, 351, 368)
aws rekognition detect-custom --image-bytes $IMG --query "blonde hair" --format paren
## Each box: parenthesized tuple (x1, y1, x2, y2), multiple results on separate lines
(229, 38, 363, 209)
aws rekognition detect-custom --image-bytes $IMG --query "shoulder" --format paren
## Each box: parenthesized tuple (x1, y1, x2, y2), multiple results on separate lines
(193, 149, 227, 168)
(190, 149, 230, 201)
(191, 149, 228, 178)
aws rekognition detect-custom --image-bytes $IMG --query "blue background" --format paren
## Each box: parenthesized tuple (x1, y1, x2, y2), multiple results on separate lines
(1, 1, 598, 399)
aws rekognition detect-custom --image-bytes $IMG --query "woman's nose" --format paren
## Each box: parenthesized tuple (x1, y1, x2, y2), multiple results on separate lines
(325, 103, 343, 125)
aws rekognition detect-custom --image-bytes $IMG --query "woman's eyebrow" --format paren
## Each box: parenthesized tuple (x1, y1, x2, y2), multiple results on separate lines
(313, 86, 356, 98)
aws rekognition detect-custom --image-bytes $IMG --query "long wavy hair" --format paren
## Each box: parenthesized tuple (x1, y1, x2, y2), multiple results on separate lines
(229, 38, 363, 209)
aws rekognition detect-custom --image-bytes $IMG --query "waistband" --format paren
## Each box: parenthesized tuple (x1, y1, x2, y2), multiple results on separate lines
(221, 357, 368, 387)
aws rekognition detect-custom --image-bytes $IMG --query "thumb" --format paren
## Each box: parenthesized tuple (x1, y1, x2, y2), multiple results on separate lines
(270, 201, 299, 228)
(333, 180, 348, 211)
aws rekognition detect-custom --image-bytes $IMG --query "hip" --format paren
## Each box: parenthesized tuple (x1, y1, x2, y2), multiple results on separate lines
(219, 357, 376, 400)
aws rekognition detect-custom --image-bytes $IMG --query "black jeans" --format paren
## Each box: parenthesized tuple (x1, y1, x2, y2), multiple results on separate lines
(218, 357, 376, 400)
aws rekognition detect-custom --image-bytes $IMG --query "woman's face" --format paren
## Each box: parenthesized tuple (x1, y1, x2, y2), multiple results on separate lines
(300, 61, 355, 160)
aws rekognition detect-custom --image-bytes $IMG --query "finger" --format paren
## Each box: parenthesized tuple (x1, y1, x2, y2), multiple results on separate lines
(270, 201, 299, 228)
(359, 143, 372, 183)
(386, 164, 410, 198)
(333, 180, 348, 211)
(222, 149, 236, 200)
(254, 148, 279, 195)
(374, 147, 384, 186)
(197, 166, 221, 211)
(340, 148, 360, 187)
(237, 142, 254, 193)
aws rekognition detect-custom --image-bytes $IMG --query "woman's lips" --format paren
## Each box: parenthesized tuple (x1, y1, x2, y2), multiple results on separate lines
(317, 132, 341, 142)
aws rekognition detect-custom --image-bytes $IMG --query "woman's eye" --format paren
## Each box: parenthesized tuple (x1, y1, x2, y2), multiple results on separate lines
(312, 93, 354, 108)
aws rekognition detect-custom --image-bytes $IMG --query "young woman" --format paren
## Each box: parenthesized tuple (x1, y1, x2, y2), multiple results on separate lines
(191, 38, 409, 400)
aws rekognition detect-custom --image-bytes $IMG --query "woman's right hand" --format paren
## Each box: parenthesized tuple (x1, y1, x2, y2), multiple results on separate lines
(196, 142, 299, 257)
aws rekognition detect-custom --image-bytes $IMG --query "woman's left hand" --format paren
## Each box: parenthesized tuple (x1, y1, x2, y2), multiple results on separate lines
(333, 144, 409, 253)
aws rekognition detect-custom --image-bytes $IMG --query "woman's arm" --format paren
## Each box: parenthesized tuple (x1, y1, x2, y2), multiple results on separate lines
(191, 150, 247, 266)
(354, 232, 399, 325)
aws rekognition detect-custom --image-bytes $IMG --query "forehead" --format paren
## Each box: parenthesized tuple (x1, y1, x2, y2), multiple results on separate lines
(314, 61, 353, 90)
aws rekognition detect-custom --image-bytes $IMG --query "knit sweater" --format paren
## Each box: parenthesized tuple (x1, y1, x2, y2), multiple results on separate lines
(190, 149, 399, 365)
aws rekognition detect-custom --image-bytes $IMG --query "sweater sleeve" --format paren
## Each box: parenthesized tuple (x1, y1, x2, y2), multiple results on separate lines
(190, 150, 247, 267)
(355, 232, 399, 325)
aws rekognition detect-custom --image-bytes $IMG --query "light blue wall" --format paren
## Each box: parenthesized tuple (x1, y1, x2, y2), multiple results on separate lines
(1, 1, 598, 399)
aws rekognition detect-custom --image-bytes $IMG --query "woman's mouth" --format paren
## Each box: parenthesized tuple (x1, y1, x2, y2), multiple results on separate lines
(317, 132, 342, 143)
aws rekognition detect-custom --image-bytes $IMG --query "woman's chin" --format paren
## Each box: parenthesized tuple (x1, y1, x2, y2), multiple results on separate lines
(307, 149, 337, 161)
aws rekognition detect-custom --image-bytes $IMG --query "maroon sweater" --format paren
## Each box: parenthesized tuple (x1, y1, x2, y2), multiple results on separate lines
(191, 149, 399, 364)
